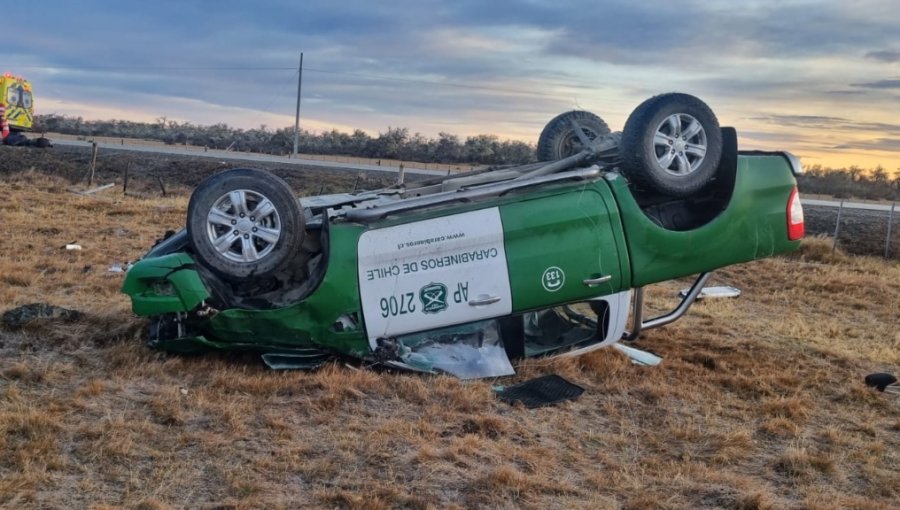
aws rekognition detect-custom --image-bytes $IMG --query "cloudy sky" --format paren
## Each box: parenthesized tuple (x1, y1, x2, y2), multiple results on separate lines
(8, 0, 900, 169)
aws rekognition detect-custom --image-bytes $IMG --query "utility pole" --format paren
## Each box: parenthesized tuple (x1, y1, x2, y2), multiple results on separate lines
(292, 52, 303, 158)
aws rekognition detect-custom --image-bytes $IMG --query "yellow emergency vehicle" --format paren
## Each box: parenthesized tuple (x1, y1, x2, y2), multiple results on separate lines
(1, 73, 50, 146)
(1, 73, 34, 128)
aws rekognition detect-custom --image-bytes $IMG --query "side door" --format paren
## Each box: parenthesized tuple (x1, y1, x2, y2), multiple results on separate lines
(357, 207, 512, 349)
(500, 184, 626, 312)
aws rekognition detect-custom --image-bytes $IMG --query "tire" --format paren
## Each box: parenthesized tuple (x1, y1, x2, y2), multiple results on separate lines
(537, 110, 610, 161)
(187, 168, 304, 280)
(619, 93, 722, 197)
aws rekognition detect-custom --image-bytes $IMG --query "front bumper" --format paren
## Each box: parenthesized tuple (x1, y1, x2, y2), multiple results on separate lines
(121, 253, 210, 316)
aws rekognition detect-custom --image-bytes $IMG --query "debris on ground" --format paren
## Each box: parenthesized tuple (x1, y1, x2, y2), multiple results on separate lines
(612, 343, 664, 366)
(64, 242, 82, 250)
(865, 373, 900, 393)
(107, 262, 133, 273)
(1, 303, 84, 330)
(679, 285, 741, 299)
(69, 183, 115, 196)
(495, 374, 585, 408)
(261, 352, 330, 371)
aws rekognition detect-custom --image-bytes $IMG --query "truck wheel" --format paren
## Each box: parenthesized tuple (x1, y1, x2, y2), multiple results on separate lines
(620, 93, 722, 197)
(537, 110, 610, 161)
(187, 168, 304, 280)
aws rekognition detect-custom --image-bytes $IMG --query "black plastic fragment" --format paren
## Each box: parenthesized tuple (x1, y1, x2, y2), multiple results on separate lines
(495, 374, 585, 408)
(864, 373, 898, 392)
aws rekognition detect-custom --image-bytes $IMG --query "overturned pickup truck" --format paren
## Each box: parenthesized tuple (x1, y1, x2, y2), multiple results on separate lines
(122, 93, 805, 378)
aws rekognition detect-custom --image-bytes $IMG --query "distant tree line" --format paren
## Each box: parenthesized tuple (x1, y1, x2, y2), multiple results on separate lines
(34, 114, 537, 166)
(32, 114, 900, 201)
(798, 165, 900, 201)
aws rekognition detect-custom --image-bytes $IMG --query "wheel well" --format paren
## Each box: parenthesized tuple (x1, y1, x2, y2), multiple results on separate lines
(631, 127, 738, 231)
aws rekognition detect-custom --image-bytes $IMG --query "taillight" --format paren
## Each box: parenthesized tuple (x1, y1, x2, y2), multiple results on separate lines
(787, 187, 804, 240)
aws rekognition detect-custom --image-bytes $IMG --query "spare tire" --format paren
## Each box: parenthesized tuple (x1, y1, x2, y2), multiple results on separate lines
(620, 93, 722, 197)
(187, 168, 304, 280)
(537, 110, 610, 161)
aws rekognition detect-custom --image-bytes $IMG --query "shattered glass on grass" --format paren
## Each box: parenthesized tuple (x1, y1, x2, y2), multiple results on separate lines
(396, 319, 515, 379)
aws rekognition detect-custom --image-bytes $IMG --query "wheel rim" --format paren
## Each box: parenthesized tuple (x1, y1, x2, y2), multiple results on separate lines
(556, 125, 601, 157)
(652, 113, 708, 176)
(205, 189, 282, 263)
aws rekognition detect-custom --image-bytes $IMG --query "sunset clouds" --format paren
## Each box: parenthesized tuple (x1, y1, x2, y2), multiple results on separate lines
(9, 0, 900, 168)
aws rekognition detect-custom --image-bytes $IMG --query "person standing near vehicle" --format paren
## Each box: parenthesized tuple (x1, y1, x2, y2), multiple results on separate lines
(0, 103, 8, 140)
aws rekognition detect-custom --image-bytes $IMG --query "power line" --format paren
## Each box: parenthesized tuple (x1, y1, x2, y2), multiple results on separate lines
(14, 63, 595, 99)
(13, 65, 296, 71)
(246, 69, 299, 125)
(302, 66, 563, 98)
(17, 61, 638, 127)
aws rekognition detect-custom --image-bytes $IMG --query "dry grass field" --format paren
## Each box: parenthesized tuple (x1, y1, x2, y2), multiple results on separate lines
(1, 148, 899, 509)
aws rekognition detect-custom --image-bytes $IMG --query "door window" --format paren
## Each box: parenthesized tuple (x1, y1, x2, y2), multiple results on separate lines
(7, 86, 20, 106)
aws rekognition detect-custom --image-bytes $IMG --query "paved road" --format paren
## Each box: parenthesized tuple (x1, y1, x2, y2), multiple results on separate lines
(43, 140, 900, 212)
(802, 198, 897, 213)
(52, 138, 449, 177)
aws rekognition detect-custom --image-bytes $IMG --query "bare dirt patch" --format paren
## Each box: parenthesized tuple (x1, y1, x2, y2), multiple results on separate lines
(1, 147, 900, 509)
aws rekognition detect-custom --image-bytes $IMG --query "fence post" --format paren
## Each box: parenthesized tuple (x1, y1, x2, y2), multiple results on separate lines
(886, 202, 896, 259)
(832, 200, 844, 253)
(397, 163, 405, 185)
(86, 142, 98, 186)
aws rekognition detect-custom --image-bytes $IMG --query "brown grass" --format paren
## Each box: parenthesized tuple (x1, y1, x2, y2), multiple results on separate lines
(2, 164, 900, 509)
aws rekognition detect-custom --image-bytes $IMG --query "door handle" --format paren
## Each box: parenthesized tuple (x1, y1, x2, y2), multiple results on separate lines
(468, 295, 501, 306)
(583, 275, 612, 287)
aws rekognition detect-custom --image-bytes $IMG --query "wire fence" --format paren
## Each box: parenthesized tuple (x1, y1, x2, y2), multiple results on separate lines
(803, 200, 899, 259)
